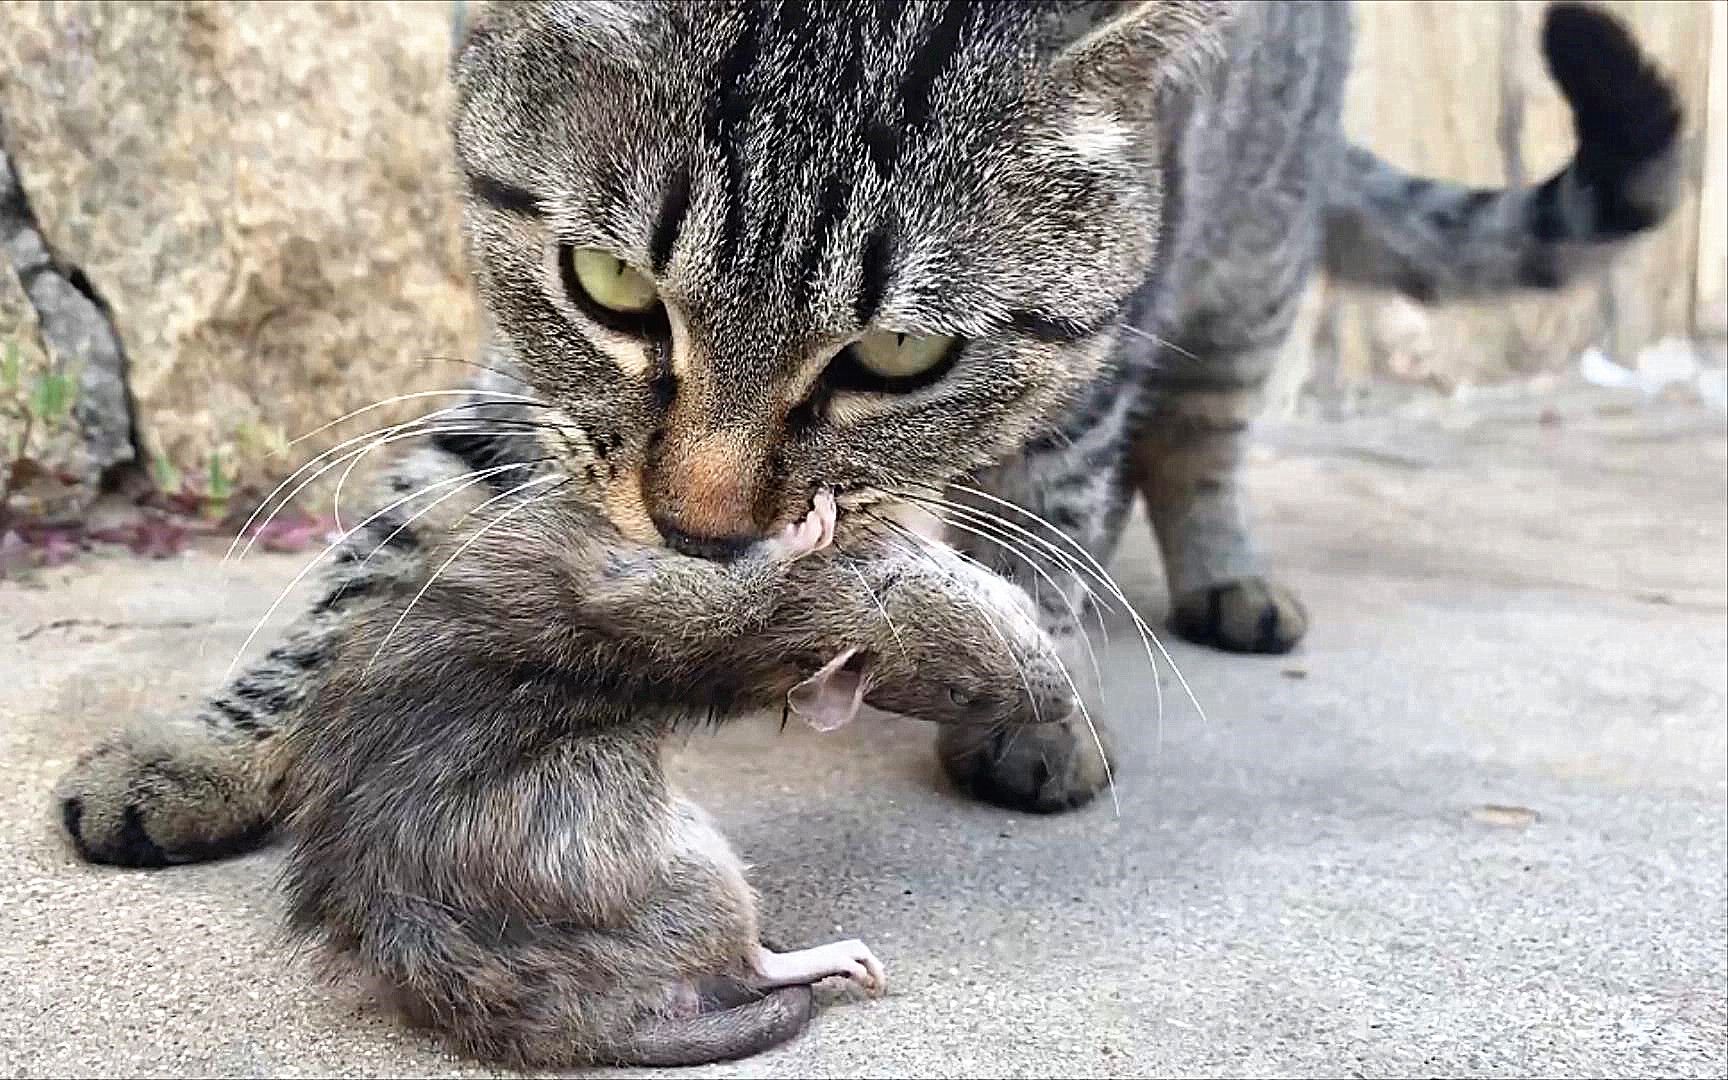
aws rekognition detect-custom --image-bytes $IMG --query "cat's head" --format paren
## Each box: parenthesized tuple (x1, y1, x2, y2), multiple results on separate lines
(452, 1, 1230, 556)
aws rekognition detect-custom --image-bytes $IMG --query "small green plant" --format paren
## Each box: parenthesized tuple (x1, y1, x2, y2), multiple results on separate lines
(205, 445, 238, 520)
(150, 453, 182, 495)
(0, 337, 81, 524)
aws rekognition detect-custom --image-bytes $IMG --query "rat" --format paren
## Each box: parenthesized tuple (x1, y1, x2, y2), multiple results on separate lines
(272, 488, 1074, 1067)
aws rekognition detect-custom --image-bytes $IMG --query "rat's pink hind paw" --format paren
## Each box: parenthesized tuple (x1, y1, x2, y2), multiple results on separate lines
(772, 489, 837, 560)
(752, 939, 887, 996)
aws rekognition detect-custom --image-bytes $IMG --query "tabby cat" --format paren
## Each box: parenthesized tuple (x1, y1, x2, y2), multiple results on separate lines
(57, 0, 1682, 861)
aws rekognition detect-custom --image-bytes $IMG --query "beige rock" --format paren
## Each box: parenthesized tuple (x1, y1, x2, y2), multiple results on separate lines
(0, 1, 479, 510)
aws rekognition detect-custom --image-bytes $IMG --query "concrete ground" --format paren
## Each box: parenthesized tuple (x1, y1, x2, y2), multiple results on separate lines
(2, 384, 1724, 1079)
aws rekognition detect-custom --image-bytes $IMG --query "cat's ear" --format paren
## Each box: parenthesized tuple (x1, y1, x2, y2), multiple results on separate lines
(457, 1, 659, 67)
(1047, 1, 1236, 104)
(543, 1, 661, 54)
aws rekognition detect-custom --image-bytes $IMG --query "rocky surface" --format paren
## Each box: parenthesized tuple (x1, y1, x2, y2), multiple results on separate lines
(0, 2, 478, 504)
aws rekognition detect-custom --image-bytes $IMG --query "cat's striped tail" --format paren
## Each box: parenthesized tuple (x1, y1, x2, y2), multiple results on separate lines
(1323, 2, 1684, 303)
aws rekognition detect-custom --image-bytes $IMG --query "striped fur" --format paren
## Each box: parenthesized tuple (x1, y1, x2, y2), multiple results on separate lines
(57, 0, 1684, 854)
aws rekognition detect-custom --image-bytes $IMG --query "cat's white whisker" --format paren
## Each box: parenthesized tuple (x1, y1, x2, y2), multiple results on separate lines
(406, 355, 536, 389)
(895, 508, 1122, 805)
(843, 559, 908, 662)
(942, 481, 1208, 737)
(227, 397, 530, 562)
(364, 475, 567, 676)
(1116, 323, 1200, 363)
(288, 388, 548, 448)
(224, 459, 548, 684)
(351, 458, 555, 576)
(881, 520, 1050, 731)
(232, 420, 546, 564)
(904, 502, 1107, 704)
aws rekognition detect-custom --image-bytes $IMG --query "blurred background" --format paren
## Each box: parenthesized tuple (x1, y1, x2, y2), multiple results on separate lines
(0, 0, 1722, 551)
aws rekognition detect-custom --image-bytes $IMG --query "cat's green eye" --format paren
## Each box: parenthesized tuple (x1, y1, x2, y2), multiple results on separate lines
(567, 248, 660, 314)
(850, 331, 957, 380)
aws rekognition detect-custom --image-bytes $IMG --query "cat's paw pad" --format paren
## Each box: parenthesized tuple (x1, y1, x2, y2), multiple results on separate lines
(1171, 577, 1308, 654)
(937, 713, 1112, 814)
(53, 726, 273, 868)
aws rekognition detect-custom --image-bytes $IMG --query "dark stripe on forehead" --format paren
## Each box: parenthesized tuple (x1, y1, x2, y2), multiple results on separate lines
(650, 164, 691, 275)
(900, 0, 973, 131)
(855, 224, 894, 327)
(799, 174, 854, 298)
(466, 171, 541, 218)
(862, 0, 972, 181)
(594, 156, 628, 222)
(706, 2, 766, 261)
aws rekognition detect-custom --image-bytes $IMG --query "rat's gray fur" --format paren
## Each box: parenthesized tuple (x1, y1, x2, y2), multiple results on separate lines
(276, 456, 1067, 1067)
(60, 0, 1682, 846)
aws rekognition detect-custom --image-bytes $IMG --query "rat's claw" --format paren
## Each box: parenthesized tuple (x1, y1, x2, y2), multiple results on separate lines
(772, 488, 838, 560)
(856, 943, 886, 997)
(810, 489, 836, 551)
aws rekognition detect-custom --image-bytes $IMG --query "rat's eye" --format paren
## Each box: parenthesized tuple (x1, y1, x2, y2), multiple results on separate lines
(948, 687, 978, 707)
(558, 246, 669, 336)
(825, 331, 962, 394)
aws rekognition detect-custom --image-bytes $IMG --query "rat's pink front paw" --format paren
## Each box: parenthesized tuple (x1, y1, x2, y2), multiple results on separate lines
(770, 489, 837, 560)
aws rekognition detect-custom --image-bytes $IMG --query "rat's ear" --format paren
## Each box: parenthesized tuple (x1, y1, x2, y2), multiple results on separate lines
(788, 649, 870, 734)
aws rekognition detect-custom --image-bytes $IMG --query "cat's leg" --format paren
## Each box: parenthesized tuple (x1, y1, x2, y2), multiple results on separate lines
(1129, 253, 1315, 656)
(934, 376, 1140, 812)
(52, 449, 447, 866)
(54, 608, 331, 866)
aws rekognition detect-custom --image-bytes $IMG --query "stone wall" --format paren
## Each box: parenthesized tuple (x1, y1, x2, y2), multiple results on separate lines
(0, 1, 1720, 515)
(0, 1, 477, 511)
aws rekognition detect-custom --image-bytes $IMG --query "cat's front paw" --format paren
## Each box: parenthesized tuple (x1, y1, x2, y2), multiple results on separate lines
(1171, 577, 1308, 654)
(53, 725, 274, 867)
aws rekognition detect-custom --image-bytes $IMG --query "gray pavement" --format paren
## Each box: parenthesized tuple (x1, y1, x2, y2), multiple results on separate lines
(3, 384, 1725, 1078)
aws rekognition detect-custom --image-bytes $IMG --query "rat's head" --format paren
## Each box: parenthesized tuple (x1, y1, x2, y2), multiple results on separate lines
(787, 543, 1078, 732)
(452, 1, 1230, 558)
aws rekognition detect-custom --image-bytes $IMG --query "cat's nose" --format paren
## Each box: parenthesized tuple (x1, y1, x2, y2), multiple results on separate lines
(650, 515, 757, 562)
